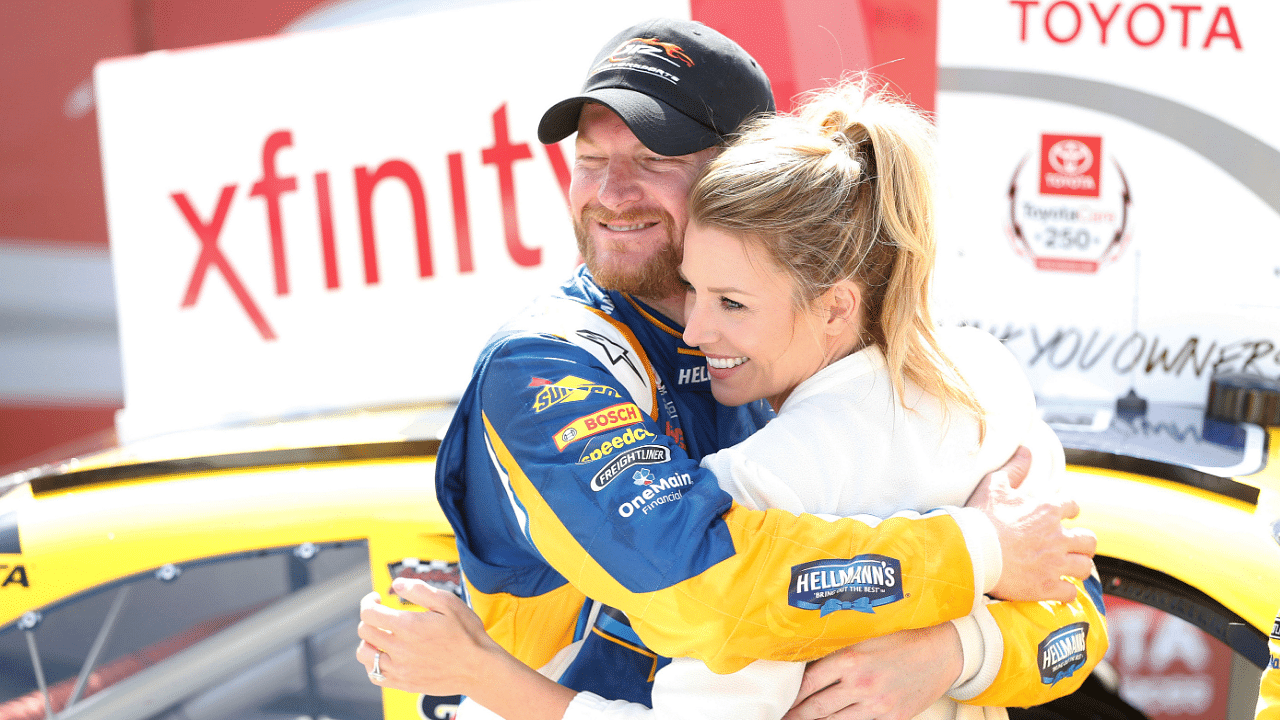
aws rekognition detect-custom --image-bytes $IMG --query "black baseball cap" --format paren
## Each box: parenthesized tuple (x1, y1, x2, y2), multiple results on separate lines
(537, 18, 775, 156)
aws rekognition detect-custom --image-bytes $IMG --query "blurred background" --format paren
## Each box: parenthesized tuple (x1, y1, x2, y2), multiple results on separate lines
(2, 3, 1276, 720)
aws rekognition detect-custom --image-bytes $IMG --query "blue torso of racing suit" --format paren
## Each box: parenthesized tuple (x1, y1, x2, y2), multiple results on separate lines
(435, 266, 771, 704)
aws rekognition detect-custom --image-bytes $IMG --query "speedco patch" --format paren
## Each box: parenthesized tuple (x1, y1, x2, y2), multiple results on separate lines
(590, 444, 671, 491)
(789, 555, 903, 616)
(578, 427, 656, 464)
(530, 376, 621, 413)
(1038, 622, 1089, 684)
(554, 402, 643, 451)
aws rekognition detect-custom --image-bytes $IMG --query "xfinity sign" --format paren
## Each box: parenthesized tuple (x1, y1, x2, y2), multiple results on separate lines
(95, 0, 688, 441)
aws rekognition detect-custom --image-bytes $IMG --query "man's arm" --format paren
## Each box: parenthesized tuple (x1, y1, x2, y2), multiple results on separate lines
(964, 446, 1097, 601)
(444, 336, 1089, 674)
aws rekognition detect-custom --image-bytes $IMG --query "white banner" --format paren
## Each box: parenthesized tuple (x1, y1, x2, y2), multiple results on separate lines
(96, 0, 689, 441)
(934, 1, 1280, 406)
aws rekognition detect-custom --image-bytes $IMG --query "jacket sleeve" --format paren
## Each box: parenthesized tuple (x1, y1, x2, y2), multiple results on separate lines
(473, 335, 998, 674)
(952, 571, 1109, 707)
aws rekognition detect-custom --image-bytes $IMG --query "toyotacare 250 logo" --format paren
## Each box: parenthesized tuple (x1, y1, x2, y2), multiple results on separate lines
(1008, 133, 1130, 274)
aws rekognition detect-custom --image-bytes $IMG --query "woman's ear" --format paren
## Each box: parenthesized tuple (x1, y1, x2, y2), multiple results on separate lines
(823, 281, 861, 336)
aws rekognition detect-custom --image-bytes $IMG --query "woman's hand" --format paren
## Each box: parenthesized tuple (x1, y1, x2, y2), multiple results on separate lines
(355, 578, 576, 720)
(783, 623, 962, 720)
(356, 577, 501, 697)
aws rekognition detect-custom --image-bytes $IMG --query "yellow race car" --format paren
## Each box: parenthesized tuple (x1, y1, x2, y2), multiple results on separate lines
(0, 404, 460, 720)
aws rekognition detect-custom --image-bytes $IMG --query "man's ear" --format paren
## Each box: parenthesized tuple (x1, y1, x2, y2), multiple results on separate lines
(823, 281, 861, 335)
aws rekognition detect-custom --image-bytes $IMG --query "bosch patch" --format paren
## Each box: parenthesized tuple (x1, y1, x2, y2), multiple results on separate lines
(789, 555, 903, 616)
(553, 402, 643, 451)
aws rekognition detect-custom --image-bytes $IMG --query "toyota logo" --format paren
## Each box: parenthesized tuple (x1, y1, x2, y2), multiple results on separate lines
(1047, 139, 1094, 175)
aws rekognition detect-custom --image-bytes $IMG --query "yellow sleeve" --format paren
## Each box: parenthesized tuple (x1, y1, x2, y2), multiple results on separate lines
(964, 573, 1109, 707)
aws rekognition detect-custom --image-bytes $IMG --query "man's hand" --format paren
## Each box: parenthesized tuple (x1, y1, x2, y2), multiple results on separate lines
(783, 624, 962, 720)
(967, 446, 1097, 602)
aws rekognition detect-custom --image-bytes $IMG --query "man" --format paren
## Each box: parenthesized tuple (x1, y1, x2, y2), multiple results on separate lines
(359, 17, 1103, 717)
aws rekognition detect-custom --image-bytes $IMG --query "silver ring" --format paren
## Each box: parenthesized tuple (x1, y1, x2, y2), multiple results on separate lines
(369, 650, 386, 682)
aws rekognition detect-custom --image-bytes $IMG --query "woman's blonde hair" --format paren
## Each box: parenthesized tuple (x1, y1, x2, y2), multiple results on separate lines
(688, 74, 983, 431)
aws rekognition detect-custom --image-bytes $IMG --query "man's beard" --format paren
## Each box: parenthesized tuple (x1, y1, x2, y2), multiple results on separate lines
(574, 206, 686, 300)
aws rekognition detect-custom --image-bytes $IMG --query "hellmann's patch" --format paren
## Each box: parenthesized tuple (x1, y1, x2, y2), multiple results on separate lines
(788, 555, 903, 616)
(1038, 622, 1089, 685)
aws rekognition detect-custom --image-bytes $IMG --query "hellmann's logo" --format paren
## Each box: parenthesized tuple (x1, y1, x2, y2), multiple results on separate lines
(788, 555, 903, 617)
(1038, 622, 1089, 685)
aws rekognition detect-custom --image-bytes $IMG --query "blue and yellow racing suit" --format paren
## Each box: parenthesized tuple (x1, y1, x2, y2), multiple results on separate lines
(435, 266, 1106, 707)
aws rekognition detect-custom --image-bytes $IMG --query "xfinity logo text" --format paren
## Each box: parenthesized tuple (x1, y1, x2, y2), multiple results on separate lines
(171, 104, 565, 340)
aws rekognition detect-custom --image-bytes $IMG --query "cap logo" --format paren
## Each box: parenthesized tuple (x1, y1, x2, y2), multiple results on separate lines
(607, 37, 694, 68)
